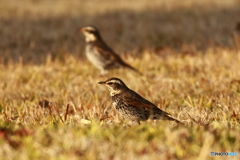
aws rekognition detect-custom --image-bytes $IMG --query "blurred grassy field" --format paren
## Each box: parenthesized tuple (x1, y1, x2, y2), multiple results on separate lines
(0, 0, 240, 160)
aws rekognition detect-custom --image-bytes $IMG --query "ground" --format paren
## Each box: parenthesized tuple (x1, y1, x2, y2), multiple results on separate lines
(0, 0, 240, 160)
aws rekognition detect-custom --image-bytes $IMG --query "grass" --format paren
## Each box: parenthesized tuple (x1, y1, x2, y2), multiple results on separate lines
(0, 0, 240, 160)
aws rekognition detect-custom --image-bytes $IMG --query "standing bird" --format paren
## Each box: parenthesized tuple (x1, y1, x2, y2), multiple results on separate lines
(80, 26, 142, 75)
(98, 77, 180, 124)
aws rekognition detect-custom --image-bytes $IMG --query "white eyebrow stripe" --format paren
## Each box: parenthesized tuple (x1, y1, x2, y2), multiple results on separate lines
(85, 26, 96, 32)
(108, 79, 122, 84)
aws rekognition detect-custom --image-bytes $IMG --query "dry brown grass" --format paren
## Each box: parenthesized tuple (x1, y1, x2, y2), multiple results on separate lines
(0, 0, 240, 160)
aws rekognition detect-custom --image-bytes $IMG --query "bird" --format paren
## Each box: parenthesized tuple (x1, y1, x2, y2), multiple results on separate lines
(80, 26, 142, 75)
(98, 77, 181, 124)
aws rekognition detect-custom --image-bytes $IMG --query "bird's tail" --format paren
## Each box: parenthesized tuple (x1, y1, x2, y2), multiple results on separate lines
(121, 61, 143, 75)
(161, 113, 182, 124)
(167, 116, 181, 124)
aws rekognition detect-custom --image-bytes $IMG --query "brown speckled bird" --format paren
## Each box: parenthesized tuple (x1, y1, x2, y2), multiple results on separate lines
(98, 77, 180, 124)
(80, 26, 141, 75)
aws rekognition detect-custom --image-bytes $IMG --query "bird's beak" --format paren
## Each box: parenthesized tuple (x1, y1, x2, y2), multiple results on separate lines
(76, 27, 85, 33)
(98, 81, 106, 85)
(80, 27, 85, 32)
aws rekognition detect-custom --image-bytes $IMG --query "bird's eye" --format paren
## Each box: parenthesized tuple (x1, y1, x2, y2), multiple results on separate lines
(107, 82, 113, 85)
(88, 30, 95, 34)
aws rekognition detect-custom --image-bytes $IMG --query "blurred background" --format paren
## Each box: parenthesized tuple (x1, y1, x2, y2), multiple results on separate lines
(0, 0, 240, 64)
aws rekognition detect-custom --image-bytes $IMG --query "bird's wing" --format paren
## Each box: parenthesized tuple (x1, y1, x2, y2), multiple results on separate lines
(123, 90, 171, 116)
(94, 41, 117, 61)
(94, 41, 142, 74)
(123, 90, 181, 122)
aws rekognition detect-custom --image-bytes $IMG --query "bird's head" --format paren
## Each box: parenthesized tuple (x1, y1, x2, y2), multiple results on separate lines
(98, 77, 128, 96)
(80, 26, 101, 42)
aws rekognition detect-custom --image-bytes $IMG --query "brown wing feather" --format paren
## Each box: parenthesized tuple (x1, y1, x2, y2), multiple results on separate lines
(94, 41, 142, 74)
(123, 90, 170, 114)
(123, 90, 180, 122)
(94, 41, 116, 61)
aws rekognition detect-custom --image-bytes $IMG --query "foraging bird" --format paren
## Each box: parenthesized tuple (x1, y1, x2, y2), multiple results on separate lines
(98, 77, 180, 124)
(80, 26, 142, 75)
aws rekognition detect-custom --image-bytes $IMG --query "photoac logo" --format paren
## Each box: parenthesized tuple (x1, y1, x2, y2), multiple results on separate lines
(210, 151, 238, 157)
(210, 152, 215, 157)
